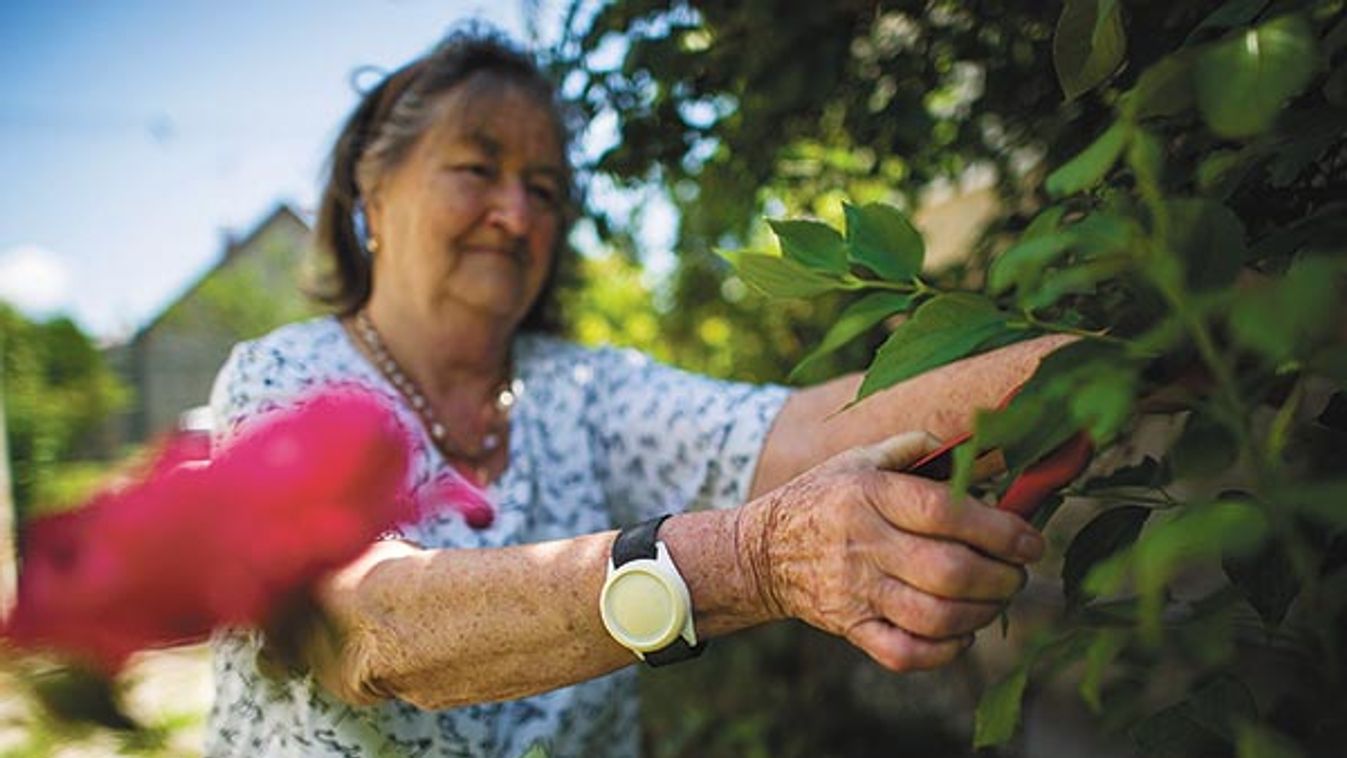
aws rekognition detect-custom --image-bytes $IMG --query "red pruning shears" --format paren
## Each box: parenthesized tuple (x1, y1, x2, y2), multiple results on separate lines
(904, 395, 1094, 520)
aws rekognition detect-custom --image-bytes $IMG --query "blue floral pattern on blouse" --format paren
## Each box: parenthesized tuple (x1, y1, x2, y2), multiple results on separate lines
(204, 317, 790, 757)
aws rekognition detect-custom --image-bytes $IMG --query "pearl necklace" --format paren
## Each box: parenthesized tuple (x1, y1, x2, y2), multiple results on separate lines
(351, 311, 516, 482)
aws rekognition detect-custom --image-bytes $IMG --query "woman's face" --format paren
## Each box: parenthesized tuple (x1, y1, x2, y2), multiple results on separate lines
(366, 76, 565, 330)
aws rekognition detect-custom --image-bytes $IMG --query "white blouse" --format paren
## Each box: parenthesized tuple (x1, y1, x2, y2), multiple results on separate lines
(204, 317, 790, 758)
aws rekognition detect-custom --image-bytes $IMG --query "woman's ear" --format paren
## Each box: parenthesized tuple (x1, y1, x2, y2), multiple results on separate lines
(364, 189, 384, 246)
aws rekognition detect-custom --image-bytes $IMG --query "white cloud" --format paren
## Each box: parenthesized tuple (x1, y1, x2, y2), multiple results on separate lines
(0, 244, 72, 316)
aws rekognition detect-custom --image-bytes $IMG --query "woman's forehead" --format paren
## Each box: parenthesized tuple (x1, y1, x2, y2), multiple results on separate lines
(425, 76, 564, 163)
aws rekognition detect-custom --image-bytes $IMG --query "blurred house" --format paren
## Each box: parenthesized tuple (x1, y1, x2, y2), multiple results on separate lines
(102, 203, 319, 449)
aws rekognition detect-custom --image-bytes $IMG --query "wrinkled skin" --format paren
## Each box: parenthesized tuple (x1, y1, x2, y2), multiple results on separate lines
(736, 432, 1043, 672)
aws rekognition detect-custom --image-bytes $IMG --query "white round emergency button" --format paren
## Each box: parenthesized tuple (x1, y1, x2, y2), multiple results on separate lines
(600, 561, 686, 652)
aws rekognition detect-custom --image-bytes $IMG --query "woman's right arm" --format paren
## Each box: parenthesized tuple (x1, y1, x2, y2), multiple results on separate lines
(312, 432, 1044, 710)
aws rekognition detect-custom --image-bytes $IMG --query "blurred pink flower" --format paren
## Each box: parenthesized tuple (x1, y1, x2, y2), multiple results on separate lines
(2, 389, 488, 672)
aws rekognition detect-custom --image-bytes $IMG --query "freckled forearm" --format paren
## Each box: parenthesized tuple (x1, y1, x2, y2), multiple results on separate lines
(324, 533, 624, 710)
(750, 334, 1074, 497)
(317, 508, 772, 710)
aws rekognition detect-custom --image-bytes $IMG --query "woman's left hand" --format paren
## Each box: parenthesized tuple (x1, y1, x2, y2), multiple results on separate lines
(733, 431, 1044, 672)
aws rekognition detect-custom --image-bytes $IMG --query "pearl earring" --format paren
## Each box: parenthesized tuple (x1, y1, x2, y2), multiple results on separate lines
(367, 236, 381, 254)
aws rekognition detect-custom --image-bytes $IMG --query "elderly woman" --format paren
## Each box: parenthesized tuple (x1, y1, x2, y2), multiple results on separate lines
(206, 28, 1063, 758)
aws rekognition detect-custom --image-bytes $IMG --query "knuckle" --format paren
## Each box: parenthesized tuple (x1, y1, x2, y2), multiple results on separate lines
(978, 564, 1024, 602)
(908, 595, 957, 638)
(925, 547, 971, 595)
(876, 581, 917, 625)
(923, 598, 963, 636)
(853, 469, 890, 511)
(909, 482, 951, 531)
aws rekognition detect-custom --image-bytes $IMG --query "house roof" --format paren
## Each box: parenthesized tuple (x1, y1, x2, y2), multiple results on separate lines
(124, 202, 311, 346)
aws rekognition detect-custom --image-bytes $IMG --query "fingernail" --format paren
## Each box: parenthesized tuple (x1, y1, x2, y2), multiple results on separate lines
(1015, 532, 1046, 562)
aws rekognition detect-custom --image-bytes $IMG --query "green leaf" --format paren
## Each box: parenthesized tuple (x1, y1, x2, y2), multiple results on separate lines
(1223, 536, 1299, 627)
(1131, 706, 1228, 758)
(950, 390, 1054, 498)
(1063, 506, 1151, 608)
(993, 340, 1132, 469)
(1130, 676, 1257, 757)
(1194, 14, 1321, 138)
(993, 398, 1079, 475)
(1045, 121, 1130, 197)
(1070, 212, 1135, 253)
(974, 664, 1030, 748)
(1188, 0, 1272, 44)
(1081, 549, 1132, 598)
(988, 233, 1077, 295)
(1163, 198, 1247, 291)
(1023, 206, 1067, 240)
(1128, 53, 1196, 119)
(1133, 501, 1268, 640)
(730, 252, 849, 298)
(1069, 361, 1137, 445)
(1079, 628, 1127, 712)
(1022, 255, 1131, 312)
(1053, 0, 1128, 100)
(1129, 316, 1187, 358)
(844, 202, 925, 281)
(1281, 480, 1347, 528)
(1196, 148, 1265, 197)
(1229, 256, 1343, 365)
(788, 292, 912, 383)
(768, 218, 848, 274)
(855, 294, 1006, 403)
(1185, 675, 1259, 742)
(1127, 128, 1164, 190)
(952, 337, 1136, 496)
(1237, 722, 1306, 758)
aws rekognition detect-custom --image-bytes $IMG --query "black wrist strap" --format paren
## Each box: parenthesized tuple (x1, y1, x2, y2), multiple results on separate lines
(612, 515, 705, 667)
(612, 514, 670, 564)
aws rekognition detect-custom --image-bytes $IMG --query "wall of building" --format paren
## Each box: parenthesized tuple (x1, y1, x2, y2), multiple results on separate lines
(104, 207, 318, 448)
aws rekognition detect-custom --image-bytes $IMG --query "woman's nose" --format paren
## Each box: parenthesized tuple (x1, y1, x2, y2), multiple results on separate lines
(486, 177, 531, 237)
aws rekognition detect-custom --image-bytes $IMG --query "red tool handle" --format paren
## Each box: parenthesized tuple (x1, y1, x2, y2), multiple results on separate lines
(900, 383, 1093, 519)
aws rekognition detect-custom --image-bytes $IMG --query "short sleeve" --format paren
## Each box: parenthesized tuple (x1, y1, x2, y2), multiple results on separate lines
(586, 346, 791, 523)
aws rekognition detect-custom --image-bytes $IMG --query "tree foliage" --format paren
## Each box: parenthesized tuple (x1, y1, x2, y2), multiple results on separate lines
(556, 0, 1347, 754)
(1, 303, 129, 517)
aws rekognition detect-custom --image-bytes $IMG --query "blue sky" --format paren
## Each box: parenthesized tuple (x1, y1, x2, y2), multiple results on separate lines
(0, 1, 580, 340)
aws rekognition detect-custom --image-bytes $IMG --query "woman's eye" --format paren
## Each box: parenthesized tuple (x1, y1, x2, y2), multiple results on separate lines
(456, 163, 495, 179)
(529, 183, 560, 205)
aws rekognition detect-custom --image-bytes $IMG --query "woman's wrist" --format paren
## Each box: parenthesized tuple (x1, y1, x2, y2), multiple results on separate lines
(733, 495, 789, 624)
(658, 508, 782, 638)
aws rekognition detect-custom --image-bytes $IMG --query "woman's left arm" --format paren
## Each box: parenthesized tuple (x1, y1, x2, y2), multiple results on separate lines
(749, 334, 1074, 499)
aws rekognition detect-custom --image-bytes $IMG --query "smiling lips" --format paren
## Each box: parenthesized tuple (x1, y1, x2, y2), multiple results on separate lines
(458, 242, 527, 264)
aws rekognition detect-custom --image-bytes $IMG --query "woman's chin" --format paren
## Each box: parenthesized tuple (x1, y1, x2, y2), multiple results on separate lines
(439, 287, 532, 324)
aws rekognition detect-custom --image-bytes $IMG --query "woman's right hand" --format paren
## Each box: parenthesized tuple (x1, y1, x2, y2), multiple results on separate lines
(734, 431, 1046, 672)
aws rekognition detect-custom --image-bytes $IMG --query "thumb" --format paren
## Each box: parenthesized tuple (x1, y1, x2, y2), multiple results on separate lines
(836, 431, 941, 473)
